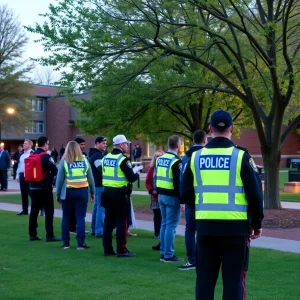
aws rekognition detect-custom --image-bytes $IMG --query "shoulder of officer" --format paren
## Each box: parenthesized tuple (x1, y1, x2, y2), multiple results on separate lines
(235, 145, 248, 152)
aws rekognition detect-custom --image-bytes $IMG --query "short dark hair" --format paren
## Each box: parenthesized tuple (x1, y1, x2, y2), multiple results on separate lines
(193, 130, 206, 144)
(18, 144, 23, 147)
(211, 126, 231, 134)
(37, 136, 49, 147)
(168, 135, 181, 149)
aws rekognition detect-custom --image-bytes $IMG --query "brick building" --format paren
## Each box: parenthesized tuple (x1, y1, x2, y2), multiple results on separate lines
(3, 84, 300, 168)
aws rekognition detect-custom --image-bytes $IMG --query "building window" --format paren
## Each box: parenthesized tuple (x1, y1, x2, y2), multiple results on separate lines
(25, 121, 44, 134)
(27, 98, 44, 112)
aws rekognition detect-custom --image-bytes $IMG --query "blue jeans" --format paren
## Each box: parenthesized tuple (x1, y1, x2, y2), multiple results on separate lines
(61, 188, 88, 246)
(91, 187, 105, 235)
(159, 194, 180, 259)
(185, 204, 196, 264)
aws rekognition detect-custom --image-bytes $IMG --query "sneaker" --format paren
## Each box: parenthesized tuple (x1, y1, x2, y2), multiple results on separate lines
(178, 262, 196, 270)
(29, 236, 43, 242)
(46, 236, 61, 242)
(164, 255, 184, 263)
(154, 235, 160, 240)
(70, 231, 76, 235)
(62, 243, 70, 250)
(85, 230, 89, 234)
(159, 254, 165, 262)
(77, 244, 90, 250)
(127, 231, 137, 237)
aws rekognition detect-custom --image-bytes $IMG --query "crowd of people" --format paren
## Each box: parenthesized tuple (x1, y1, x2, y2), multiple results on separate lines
(8, 109, 264, 300)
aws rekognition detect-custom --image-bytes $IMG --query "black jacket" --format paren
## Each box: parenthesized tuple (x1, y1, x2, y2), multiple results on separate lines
(156, 151, 182, 201)
(29, 148, 58, 190)
(88, 147, 105, 187)
(181, 137, 264, 236)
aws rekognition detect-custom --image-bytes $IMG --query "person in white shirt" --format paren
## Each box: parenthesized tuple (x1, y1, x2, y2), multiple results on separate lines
(16, 139, 33, 216)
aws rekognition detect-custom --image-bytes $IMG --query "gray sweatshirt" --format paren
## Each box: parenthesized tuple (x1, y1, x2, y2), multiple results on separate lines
(56, 159, 95, 200)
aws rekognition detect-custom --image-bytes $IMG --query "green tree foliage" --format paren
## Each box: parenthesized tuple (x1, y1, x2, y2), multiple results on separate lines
(0, 4, 33, 130)
(28, 0, 300, 209)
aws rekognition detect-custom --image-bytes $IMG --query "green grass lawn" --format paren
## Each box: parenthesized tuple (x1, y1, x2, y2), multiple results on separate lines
(1, 210, 299, 299)
(132, 178, 147, 192)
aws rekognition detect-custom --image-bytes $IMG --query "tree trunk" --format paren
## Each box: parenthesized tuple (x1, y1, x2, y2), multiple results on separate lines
(262, 148, 282, 209)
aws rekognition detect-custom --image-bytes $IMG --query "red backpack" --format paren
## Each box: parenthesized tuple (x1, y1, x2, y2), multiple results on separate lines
(24, 152, 47, 182)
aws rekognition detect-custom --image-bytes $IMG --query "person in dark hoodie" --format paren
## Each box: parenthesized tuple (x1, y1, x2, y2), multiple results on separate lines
(178, 130, 207, 271)
(89, 136, 107, 237)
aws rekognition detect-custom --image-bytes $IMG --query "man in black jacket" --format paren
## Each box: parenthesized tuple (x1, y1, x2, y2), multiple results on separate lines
(0, 143, 11, 191)
(89, 136, 107, 237)
(28, 136, 60, 242)
(178, 130, 207, 271)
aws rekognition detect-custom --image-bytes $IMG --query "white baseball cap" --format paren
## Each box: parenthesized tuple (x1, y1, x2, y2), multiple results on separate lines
(113, 134, 131, 145)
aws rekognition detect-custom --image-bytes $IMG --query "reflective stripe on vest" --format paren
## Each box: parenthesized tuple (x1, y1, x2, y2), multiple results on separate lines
(192, 147, 248, 220)
(64, 158, 89, 188)
(156, 153, 179, 189)
(102, 153, 128, 187)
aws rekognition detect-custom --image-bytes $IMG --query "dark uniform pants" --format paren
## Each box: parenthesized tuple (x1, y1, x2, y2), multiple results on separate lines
(29, 189, 54, 238)
(196, 235, 249, 300)
(19, 173, 29, 213)
(102, 187, 129, 254)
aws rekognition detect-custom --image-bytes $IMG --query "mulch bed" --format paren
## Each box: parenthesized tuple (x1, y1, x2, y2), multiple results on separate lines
(263, 209, 300, 229)
(134, 207, 300, 229)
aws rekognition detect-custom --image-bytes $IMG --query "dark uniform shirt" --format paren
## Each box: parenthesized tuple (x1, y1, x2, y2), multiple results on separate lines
(29, 148, 58, 190)
(156, 151, 182, 200)
(181, 137, 264, 236)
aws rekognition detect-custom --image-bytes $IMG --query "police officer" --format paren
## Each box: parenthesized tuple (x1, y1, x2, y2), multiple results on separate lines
(102, 134, 139, 257)
(156, 135, 183, 262)
(182, 110, 264, 300)
(29, 136, 60, 242)
(56, 141, 95, 250)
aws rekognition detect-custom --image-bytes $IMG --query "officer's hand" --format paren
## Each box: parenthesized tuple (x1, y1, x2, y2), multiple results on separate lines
(90, 194, 95, 202)
(16, 178, 19, 183)
(57, 198, 61, 204)
(250, 227, 262, 239)
(152, 190, 157, 195)
(180, 204, 185, 212)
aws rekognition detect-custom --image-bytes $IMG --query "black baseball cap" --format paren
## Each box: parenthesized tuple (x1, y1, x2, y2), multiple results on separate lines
(210, 110, 233, 128)
(95, 136, 107, 144)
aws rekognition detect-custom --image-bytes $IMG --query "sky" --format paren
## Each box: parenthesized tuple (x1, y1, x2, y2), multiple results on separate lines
(1, 0, 60, 81)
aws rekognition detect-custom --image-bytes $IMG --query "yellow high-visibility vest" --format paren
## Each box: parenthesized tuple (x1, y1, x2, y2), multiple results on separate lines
(190, 146, 248, 220)
(102, 153, 129, 188)
(156, 153, 179, 190)
(64, 158, 89, 188)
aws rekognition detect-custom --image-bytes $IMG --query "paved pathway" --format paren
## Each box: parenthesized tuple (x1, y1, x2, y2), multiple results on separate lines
(1, 202, 300, 254)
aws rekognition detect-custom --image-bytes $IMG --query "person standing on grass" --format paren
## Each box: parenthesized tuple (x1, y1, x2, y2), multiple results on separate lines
(102, 134, 139, 257)
(88, 136, 107, 238)
(28, 136, 60, 242)
(145, 150, 164, 250)
(0, 143, 10, 191)
(156, 135, 184, 263)
(16, 139, 33, 216)
(182, 110, 264, 300)
(56, 141, 95, 250)
(178, 130, 207, 271)
(13, 144, 23, 180)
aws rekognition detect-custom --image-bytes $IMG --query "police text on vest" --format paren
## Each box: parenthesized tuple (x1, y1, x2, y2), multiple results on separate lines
(199, 155, 231, 170)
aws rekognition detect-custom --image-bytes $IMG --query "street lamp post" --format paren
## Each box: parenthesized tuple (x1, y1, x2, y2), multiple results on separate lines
(0, 107, 15, 143)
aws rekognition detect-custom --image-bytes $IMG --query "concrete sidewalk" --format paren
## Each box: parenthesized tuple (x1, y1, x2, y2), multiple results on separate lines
(4, 179, 300, 210)
(1, 202, 300, 254)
